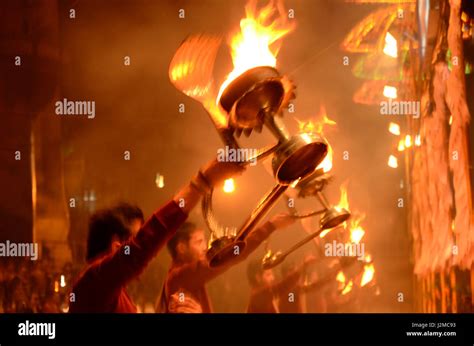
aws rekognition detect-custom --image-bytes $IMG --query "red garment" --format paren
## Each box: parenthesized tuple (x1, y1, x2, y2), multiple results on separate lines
(69, 200, 187, 313)
(158, 221, 276, 313)
(247, 267, 302, 313)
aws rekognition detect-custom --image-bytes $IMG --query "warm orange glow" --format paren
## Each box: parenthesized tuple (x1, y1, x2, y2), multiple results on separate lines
(296, 106, 336, 173)
(350, 225, 365, 244)
(217, 0, 295, 102)
(404, 135, 412, 148)
(388, 122, 400, 136)
(319, 228, 332, 238)
(360, 263, 375, 287)
(383, 32, 398, 58)
(54, 281, 59, 293)
(336, 183, 349, 212)
(155, 174, 165, 189)
(336, 271, 346, 283)
(388, 155, 398, 168)
(397, 139, 405, 152)
(223, 178, 235, 193)
(317, 144, 333, 173)
(383, 85, 397, 99)
(296, 106, 337, 134)
(415, 134, 421, 146)
(341, 280, 353, 295)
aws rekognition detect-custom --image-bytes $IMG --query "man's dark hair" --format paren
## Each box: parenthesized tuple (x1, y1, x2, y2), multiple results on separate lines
(112, 203, 144, 225)
(167, 222, 198, 261)
(86, 209, 131, 262)
(247, 259, 264, 287)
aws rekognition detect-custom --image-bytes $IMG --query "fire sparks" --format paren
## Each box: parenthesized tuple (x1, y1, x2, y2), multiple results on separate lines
(223, 178, 235, 193)
(217, 0, 295, 102)
(383, 32, 398, 58)
(388, 122, 400, 136)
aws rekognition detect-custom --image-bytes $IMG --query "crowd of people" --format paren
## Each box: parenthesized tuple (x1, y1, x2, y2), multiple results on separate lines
(0, 256, 71, 313)
(0, 159, 381, 314)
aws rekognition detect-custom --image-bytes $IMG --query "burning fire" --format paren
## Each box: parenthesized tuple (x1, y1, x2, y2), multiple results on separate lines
(336, 271, 346, 284)
(336, 271, 353, 295)
(296, 106, 336, 173)
(217, 0, 295, 102)
(360, 263, 375, 287)
(223, 178, 235, 193)
(336, 183, 349, 213)
(349, 217, 365, 244)
(342, 280, 354, 295)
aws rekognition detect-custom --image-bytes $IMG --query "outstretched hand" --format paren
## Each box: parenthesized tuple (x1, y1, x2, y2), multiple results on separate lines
(200, 159, 246, 188)
(168, 292, 203, 313)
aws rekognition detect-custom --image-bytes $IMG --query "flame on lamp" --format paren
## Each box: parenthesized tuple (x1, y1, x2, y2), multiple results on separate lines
(296, 106, 336, 173)
(217, 0, 295, 102)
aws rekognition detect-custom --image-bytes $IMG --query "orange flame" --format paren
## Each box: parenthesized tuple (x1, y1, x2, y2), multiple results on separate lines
(336, 183, 349, 212)
(360, 263, 375, 287)
(336, 271, 346, 283)
(341, 280, 353, 295)
(296, 106, 337, 135)
(217, 0, 295, 102)
(349, 217, 366, 244)
(295, 106, 336, 173)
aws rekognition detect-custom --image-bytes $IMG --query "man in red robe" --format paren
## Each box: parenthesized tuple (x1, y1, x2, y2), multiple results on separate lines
(157, 214, 296, 313)
(69, 160, 244, 313)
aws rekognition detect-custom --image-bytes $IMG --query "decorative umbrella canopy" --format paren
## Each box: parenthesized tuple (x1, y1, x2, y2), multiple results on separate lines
(341, 4, 415, 54)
